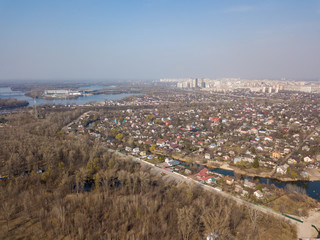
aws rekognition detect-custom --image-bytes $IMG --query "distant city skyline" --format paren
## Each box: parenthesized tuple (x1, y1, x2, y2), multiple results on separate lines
(0, 0, 320, 81)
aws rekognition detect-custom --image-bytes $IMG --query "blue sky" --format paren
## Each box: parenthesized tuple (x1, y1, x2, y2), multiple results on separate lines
(0, 0, 320, 81)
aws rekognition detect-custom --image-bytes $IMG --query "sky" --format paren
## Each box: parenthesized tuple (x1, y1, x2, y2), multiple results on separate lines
(0, 0, 320, 81)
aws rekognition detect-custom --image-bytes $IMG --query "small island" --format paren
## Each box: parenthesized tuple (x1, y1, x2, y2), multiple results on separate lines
(0, 98, 29, 109)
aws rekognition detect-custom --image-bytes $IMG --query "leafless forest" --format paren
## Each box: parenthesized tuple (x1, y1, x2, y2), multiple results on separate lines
(0, 108, 296, 239)
(0, 98, 29, 109)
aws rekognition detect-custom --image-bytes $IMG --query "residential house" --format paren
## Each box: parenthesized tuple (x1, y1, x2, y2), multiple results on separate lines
(276, 164, 289, 175)
(253, 190, 264, 199)
(206, 177, 216, 184)
(205, 153, 211, 160)
(301, 171, 309, 178)
(243, 179, 255, 189)
(225, 176, 234, 185)
(234, 157, 242, 164)
(241, 190, 249, 197)
(125, 146, 132, 152)
(288, 158, 297, 165)
(165, 158, 180, 166)
(235, 184, 243, 193)
(304, 156, 313, 163)
(140, 151, 147, 156)
(272, 152, 281, 159)
(133, 147, 140, 154)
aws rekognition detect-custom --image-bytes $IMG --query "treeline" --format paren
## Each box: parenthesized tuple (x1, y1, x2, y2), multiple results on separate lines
(0, 98, 29, 109)
(0, 108, 297, 239)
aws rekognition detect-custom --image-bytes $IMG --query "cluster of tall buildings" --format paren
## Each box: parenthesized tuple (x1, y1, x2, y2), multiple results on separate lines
(160, 78, 320, 93)
(174, 78, 206, 89)
(160, 78, 206, 88)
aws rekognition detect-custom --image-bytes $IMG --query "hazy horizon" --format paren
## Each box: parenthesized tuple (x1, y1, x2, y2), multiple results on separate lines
(1, 0, 320, 81)
(1, 77, 320, 86)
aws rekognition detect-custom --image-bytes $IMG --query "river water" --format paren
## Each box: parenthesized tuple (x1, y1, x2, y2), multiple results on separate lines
(0, 86, 136, 107)
(1, 86, 319, 201)
(208, 167, 320, 201)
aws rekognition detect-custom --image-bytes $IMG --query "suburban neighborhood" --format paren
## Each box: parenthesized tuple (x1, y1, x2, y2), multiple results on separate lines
(63, 89, 320, 206)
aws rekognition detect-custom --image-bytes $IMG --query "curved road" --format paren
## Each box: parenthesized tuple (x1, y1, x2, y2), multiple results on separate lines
(109, 150, 294, 221)
(110, 149, 320, 239)
(65, 111, 318, 239)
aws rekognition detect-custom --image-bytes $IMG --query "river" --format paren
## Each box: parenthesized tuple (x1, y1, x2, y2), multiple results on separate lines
(0, 86, 137, 107)
(1, 85, 319, 201)
(206, 166, 320, 201)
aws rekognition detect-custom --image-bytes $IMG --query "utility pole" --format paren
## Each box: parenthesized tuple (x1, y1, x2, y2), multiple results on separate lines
(34, 98, 38, 119)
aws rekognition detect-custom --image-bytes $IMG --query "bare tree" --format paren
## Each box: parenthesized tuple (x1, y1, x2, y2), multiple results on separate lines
(0, 200, 15, 235)
(248, 207, 261, 232)
(177, 206, 196, 240)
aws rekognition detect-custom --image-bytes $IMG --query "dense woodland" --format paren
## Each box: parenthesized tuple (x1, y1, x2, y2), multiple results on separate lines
(0, 108, 297, 239)
(0, 98, 29, 109)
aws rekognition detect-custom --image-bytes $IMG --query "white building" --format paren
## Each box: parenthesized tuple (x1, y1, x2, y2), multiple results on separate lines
(125, 146, 132, 152)
(253, 190, 264, 199)
(165, 158, 180, 166)
(132, 147, 140, 154)
(276, 164, 289, 175)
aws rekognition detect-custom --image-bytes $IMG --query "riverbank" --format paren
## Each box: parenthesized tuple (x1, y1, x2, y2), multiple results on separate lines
(0, 98, 29, 109)
(306, 168, 320, 181)
(0, 86, 140, 107)
(38, 95, 80, 100)
(216, 164, 300, 181)
(216, 162, 320, 182)
(164, 151, 320, 182)
(24, 91, 80, 100)
(25, 90, 141, 100)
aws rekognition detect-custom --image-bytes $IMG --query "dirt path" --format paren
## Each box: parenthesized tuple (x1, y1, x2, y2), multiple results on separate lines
(297, 209, 320, 239)
(306, 168, 320, 181)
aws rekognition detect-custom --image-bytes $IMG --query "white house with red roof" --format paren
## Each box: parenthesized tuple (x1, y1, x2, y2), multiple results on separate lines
(193, 168, 216, 184)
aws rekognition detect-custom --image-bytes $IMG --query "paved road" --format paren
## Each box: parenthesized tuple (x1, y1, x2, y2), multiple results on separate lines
(62, 110, 98, 131)
(110, 149, 320, 239)
(109, 149, 296, 223)
(63, 111, 317, 239)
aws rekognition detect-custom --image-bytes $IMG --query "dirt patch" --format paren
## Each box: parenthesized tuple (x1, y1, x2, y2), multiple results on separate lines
(267, 193, 319, 217)
(297, 208, 320, 239)
(306, 168, 320, 181)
